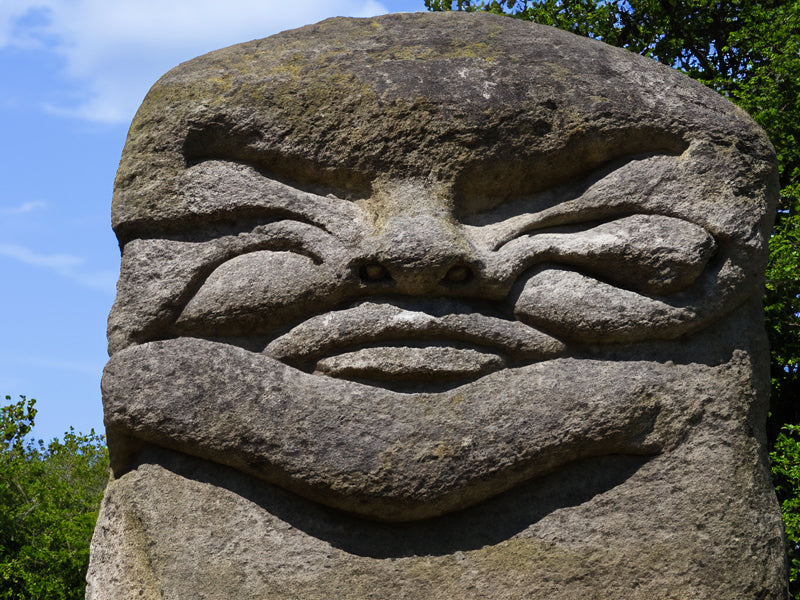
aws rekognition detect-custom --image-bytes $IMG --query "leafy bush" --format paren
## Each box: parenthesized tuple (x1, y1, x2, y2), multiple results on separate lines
(0, 396, 109, 600)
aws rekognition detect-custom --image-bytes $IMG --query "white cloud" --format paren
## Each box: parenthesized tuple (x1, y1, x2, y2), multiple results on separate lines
(0, 243, 116, 293)
(0, 242, 83, 269)
(70, 269, 118, 294)
(1, 0, 391, 123)
(0, 201, 47, 215)
(0, 1, 47, 48)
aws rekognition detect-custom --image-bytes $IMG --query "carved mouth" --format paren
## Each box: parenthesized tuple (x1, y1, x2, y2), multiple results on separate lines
(103, 336, 669, 521)
(264, 299, 566, 384)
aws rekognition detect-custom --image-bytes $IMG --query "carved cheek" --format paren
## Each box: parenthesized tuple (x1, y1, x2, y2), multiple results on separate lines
(512, 267, 700, 343)
(175, 251, 344, 336)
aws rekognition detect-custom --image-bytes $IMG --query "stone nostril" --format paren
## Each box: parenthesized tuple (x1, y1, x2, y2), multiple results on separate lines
(443, 265, 473, 284)
(360, 263, 392, 283)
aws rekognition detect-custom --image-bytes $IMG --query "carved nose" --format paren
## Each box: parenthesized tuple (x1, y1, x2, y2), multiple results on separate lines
(360, 261, 474, 286)
(360, 215, 478, 292)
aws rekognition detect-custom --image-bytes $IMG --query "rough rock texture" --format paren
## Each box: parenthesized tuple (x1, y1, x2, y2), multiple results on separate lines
(88, 11, 786, 599)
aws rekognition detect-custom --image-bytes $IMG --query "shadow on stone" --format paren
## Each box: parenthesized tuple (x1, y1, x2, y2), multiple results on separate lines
(135, 446, 649, 558)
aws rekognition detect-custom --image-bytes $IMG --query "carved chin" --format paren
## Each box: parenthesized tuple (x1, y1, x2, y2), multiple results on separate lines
(100, 337, 699, 521)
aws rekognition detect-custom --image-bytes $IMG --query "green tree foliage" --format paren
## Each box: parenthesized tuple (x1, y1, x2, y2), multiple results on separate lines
(772, 424, 800, 594)
(428, 0, 800, 590)
(0, 396, 109, 600)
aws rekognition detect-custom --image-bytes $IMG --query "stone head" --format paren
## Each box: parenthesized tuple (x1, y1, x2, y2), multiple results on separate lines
(102, 12, 777, 521)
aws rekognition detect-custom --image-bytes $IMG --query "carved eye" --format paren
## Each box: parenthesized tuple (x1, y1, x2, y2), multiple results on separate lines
(443, 265, 473, 284)
(505, 214, 716, 296)
(360, 263, 391, 282)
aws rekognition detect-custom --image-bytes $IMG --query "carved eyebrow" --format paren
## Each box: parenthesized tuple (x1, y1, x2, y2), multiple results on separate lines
(489, 206, 640, 251)
(186, 155, 373, 201)
(461, 153, 683, 251)
(182, 121, 373, 200)
(452, 127, 688, 214)
(118, 159, 367, 246)
(130, 209, 335, 245)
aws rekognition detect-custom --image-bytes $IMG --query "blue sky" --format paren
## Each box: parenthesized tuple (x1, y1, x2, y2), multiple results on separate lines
(1, 0, 427, 443)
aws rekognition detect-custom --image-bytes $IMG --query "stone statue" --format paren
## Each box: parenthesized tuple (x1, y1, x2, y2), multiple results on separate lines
(87, 11, 786, 599)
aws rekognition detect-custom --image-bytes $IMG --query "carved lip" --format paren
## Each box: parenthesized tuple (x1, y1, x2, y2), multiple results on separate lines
(313, 344, 507, 382)
(264, 300, 566, 381)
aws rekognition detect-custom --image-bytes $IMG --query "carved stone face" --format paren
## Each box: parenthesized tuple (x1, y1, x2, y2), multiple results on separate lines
(168, 157, 723, 379)
(102, 13, 777, 521)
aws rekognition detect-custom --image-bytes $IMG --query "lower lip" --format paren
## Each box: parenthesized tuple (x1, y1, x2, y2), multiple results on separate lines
(313, 345, 506, 381)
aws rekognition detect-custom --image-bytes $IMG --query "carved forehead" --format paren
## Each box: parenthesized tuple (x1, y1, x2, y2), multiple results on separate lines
(112, 11, 774, 234)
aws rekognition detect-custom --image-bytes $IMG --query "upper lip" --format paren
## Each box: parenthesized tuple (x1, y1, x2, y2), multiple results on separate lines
(264, 299, 566, 366)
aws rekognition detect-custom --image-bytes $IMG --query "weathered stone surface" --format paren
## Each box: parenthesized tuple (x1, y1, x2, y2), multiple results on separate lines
(88, 10, 785, 599)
